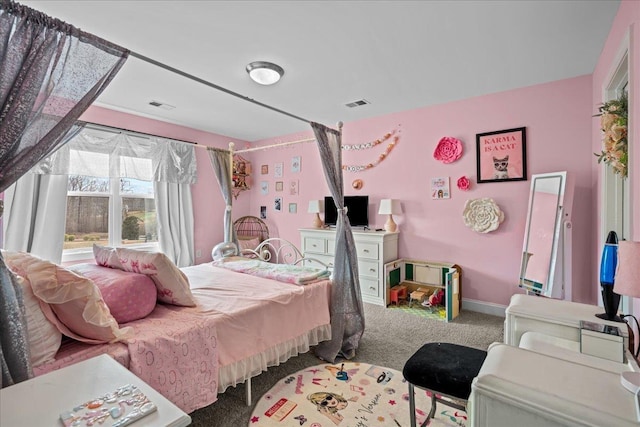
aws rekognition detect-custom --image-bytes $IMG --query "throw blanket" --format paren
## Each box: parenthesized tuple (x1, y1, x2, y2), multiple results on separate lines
(213, 258, 330, 285)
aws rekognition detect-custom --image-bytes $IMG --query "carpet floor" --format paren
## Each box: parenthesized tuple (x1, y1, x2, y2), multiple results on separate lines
(189, 303, 504, 426)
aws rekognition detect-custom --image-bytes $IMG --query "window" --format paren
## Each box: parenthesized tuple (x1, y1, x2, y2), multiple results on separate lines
(62, 149, 159, 262)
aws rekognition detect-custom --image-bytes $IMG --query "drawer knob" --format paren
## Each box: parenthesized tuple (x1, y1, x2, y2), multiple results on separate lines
(369, 287, 376, 291)
(369, 268, 376, 273)
(363, 249, 370, 253)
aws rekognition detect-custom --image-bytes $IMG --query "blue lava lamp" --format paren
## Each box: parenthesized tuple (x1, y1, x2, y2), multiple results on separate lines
(596, 231, 622, 322)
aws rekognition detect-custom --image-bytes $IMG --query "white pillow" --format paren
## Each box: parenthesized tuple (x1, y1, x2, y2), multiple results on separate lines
(16, 274, 62, 367)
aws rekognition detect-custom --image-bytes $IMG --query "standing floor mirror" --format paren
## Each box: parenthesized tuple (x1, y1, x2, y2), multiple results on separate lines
(519, 171, 568, 298)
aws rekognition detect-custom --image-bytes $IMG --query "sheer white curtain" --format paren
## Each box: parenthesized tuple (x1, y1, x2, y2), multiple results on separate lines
(3, 174, 68, 264)
(4, 126, 198, 265)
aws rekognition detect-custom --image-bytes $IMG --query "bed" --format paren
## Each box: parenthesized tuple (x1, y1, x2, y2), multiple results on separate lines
(5, 240, 331, 414)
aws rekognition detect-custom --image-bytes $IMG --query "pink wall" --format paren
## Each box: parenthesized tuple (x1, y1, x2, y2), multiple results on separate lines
(591, 1, 640, 310)
(79, 1, 640, 310)
(248, 76, 594, 307)
(79, 106, 251, 263)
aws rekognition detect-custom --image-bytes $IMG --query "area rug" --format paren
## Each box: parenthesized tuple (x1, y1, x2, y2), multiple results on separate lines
(249, 362, 467, 427)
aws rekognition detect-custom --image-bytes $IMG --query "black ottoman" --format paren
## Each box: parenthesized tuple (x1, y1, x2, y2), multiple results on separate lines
(402, 342, 487, 427)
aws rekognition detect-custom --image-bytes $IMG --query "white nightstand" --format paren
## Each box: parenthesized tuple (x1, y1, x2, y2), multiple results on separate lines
(0, 354, 191, 427)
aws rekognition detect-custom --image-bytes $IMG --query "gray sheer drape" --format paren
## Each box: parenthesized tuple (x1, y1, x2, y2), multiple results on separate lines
(0, 0, 128, 388)
(311, 122, 365, 363)
(207, 147, 238, 257)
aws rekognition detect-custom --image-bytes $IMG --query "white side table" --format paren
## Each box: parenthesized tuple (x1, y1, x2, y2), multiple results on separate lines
(505, 294, 629, 350)
(0, 354, 191, 427)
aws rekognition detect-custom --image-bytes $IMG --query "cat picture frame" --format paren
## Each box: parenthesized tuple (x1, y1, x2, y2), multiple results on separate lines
(475, 127, 527, 183)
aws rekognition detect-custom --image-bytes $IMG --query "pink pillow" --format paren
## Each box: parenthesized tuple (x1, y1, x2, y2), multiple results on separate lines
(3, 251, 132, 344)
(68, 264, 157, 324)
(93, 244, 123, 269)
(238, 236, 261, 251)
(115, 247, 196, 307)
(14, 273, 62, 367)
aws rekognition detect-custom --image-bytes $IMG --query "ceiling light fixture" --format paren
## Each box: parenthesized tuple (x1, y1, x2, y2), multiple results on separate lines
(246, 61, 284, 85)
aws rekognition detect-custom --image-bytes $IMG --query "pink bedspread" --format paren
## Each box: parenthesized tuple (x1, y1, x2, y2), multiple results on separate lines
(35, 304, 218, 414)
(34, 262, 331, 414)
(181, 263, 331, 367)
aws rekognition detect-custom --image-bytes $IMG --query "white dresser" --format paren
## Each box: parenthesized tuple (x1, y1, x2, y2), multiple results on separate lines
(299, 228, 399, 306)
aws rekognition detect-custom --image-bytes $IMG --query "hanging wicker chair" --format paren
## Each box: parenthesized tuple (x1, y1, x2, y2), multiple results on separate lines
(233, 215, 269, 243)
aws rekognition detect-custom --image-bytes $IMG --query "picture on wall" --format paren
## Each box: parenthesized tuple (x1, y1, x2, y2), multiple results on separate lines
(290, 180, 299, 195)
(274, 162, 284, 178)
(275, 181, 284, 192)
(274, 197, 283, 212)
(291, 156, 301, 173)
(260, 206, 267, 219)
(260, 181, 268, 195)
(476, 127, 527, 183)
(288, 203, 297, 214)
(431, 176, 451, 199)
(261, 164, 269, 175)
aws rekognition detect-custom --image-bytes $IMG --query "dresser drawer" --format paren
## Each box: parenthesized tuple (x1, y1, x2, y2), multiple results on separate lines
(360, 277, 380, 298)
(326, 239, 336, 256)
(356, 242, 379, 260)
(359, 259, 379, 279)
(303, 254, 334, 270)
(304, 237, 327, 254)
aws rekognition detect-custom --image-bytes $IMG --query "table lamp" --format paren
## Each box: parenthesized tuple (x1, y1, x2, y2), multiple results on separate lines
(612, 241, 640, 393)
(378, 199, 401, 232)
(308, 200, 324, 228)
(596, 231, 622, 322)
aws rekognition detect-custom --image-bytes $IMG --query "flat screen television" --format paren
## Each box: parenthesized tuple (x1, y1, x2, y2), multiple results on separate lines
(324, 195, 369, 227)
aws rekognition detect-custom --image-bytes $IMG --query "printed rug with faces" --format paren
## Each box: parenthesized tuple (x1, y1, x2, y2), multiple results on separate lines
(249, 362, 467, 427)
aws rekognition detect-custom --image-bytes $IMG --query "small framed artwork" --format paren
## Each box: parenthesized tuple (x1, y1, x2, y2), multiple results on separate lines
(289, 180, 299, 195)
(291, 156, 301, 173)
(288, 203, 297, 214)
(274, 197, 282, 212)
(261, 164, 269, 175)
(476, 127, 527, 183)
(260, 206, 267, 219)
(275, 181, 284, 192)
(431, 176, 451, 199)
(260, 181, 268, 195)
(274, 162, 284, 178)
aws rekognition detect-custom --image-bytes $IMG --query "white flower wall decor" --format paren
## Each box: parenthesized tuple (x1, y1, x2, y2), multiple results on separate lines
(462, 198, 504, 233)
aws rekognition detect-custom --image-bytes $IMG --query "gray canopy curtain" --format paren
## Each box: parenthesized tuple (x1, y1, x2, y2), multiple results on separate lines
(0, 0, 128, 387)
(311, 122, 365, 363)
(207, 147, 238, 258)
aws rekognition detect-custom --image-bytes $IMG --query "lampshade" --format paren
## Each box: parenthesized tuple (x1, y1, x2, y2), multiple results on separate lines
(378, 199, 401, 215)
(613, 241, 640, 297)
(246, 61, 284, 85)
(308, 200, 324, 214)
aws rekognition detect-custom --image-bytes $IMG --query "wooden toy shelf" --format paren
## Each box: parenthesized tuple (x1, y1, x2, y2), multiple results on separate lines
(384, 258, 461, 322)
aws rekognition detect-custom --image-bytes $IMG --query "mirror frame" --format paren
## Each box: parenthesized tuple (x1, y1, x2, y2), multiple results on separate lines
(519, 171, 567, 297)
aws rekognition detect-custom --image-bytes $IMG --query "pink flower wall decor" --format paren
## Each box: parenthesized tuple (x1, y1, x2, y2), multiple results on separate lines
(433, 136, 463, 164)
(457, 176, 471, 191)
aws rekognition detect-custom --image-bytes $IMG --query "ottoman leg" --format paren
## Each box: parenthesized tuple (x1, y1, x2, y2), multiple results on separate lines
(409, 383, 417, 427)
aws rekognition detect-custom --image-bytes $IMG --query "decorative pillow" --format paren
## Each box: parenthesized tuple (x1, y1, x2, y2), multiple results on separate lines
(93, 244, 123, 269)
(115, 247, 196, 307)
(3, 251, 132, 344)
(68, 263, 157, 324)
(238, 236, 261, 251)
(15, 273, 62, 367)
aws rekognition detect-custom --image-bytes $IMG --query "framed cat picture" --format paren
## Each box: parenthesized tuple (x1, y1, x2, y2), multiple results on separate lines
(476, 127, 527, 183)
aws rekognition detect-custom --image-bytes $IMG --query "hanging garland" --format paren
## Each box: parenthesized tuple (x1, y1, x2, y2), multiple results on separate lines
(341, 129, 400, 172)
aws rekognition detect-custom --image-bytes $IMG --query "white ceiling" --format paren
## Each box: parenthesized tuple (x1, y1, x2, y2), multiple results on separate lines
(22, 1, 620, 142)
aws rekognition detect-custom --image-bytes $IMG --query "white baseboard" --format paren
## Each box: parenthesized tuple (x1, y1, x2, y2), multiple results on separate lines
(462, 298, 506, 318)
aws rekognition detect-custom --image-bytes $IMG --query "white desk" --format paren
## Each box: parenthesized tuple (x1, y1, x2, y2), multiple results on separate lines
(505, 294, 629, 350)
(0, 354, 191, 427)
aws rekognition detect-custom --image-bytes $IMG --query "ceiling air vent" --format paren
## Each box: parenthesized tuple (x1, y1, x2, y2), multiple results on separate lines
(148, 100, 176, 110)
(345, 99, 370, 108)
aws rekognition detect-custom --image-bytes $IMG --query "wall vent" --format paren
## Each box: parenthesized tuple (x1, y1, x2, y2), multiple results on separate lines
(148, 100, 176, 110)
(345, 99, 370, 108)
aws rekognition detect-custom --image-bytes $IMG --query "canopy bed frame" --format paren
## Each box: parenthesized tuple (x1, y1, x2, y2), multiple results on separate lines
(1, 1, 365, 420)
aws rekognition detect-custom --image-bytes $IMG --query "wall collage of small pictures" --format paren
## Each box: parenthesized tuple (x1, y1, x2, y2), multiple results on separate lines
(259, 156, 301, 219)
